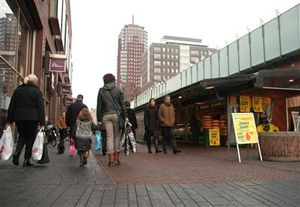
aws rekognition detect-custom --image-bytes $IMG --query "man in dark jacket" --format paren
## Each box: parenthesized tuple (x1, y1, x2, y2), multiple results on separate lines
(66, 94, 88, 139)
(7, 74, 45, 166)
(144, 98, 162, 153)
(125, 101, 137, 138)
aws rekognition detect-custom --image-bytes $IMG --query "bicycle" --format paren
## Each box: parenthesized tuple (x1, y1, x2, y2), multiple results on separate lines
(44, 126, 58, 147)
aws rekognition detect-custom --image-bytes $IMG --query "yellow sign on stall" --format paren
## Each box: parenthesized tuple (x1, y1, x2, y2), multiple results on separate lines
(253, 96, 263, 112)
(209, 128, 220, 146)
(232, 113, 258, 144)
(239, 96, 251, 112)
(231, 113, 262, 163)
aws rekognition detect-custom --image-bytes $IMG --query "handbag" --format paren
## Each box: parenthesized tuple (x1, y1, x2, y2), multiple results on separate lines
(0, 126, 13, 160)
(94, 130, 102, 151)
(107, 90, 125, 130)
(37, 144, 50, 164)
(69, 139, 76, 155)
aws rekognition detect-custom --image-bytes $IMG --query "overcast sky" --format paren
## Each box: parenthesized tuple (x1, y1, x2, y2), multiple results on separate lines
(71, 0, 300, 109)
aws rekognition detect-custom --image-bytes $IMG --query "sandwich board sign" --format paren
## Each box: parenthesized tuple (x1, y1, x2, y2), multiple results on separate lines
(231, 113, 263, 163)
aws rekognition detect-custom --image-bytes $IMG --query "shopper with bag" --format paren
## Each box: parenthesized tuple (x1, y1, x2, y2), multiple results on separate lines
(7, 74, 45, 167)
(96, 73, 127, 167)
(74, 108, 93, 166)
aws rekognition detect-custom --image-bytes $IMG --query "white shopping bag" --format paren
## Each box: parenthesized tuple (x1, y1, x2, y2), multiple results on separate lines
(0, 126, 14, 160)
(32, 128, 44, 161)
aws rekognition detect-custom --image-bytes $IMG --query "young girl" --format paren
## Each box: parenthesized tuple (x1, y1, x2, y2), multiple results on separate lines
(74, 108, 92, 166)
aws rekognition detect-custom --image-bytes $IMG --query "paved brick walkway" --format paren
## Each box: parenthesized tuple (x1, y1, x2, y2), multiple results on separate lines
(0, 143, 299, 206)
(94, 144, 300, 184)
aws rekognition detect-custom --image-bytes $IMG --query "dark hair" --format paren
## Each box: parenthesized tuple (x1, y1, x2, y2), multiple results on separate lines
(77, 94, 83, 100)
(148, 98, 155, 103)
(103, 73, 116, 84)
(164, 95, 171, 100)
(124, 101, 130, 107)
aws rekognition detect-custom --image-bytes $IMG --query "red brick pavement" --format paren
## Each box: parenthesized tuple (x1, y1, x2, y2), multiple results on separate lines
(94, 144, 300, 184)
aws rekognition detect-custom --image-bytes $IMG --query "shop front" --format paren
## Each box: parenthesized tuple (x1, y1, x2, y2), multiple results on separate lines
(168, 68, 300, 160)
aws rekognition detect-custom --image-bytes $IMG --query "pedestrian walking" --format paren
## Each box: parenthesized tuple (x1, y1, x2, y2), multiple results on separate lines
(57, 112, 67, 153)
(158, 95, 181, 154)
(66, 94, 88, 142)
(144, 98, 162, 153)
(91, 122, 107, 156)
(58, 111, 68, 141)
(96, 73, 127, 167)
(124, 101, 137, 138)
(7, 74, 45, 167)
(74, 108, 93, 166)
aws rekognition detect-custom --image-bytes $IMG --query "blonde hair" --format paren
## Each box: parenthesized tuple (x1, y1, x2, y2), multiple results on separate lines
(78, 108, 92, 121)
(24, 74, 38, 84)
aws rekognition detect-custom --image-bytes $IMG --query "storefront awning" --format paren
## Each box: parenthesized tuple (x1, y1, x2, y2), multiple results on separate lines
(200, 69, 300, 91)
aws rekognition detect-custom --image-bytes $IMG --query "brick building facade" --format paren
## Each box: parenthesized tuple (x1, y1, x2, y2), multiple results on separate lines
(0, 0, 72, 125)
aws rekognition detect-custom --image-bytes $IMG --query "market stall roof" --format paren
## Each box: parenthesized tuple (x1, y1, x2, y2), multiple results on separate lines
(174, 69, 300, 106)
(200, 69, 300, 91)
(135, 69, 300, 110)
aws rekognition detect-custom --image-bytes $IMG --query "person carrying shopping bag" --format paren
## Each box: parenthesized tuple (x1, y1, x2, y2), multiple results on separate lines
(74, 108, 93, 166)
(7, 74, 45, 167)
(96, 73, 127, 167)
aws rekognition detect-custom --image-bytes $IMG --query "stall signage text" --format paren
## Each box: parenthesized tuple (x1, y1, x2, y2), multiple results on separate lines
(232, 113, 258, 144)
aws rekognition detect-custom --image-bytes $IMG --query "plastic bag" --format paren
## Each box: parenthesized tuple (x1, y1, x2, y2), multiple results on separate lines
(32, 128, 44, 161)
(69, 139, 75, 155)
(37, 144, 50, 164)
(0, 126, 14, 160)
(121, 121, 136, 155)
(94, 131, 102, 151)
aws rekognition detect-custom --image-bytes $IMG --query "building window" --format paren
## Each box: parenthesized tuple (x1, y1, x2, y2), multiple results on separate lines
(154, 61, 161, 66)
(154, 75, 160, 80)
(154, 47, 161, 52)
(154, 54, 161, 59)
(154, 68, 160, 73)
(191, 50, 199, 55)
(191, 56, 200, 63)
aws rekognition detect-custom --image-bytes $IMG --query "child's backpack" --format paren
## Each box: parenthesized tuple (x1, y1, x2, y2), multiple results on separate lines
(75, 121, 92, 139)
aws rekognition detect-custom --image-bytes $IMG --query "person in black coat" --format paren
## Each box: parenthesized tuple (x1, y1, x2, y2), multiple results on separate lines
(144, 98, 162, 153)
(7, 74, 45, 167)
(65, 94, 88, 140)
(125, 101, 137, 138)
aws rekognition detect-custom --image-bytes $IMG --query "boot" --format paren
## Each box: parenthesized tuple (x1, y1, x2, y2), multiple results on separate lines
(114, 152, 120, 166)
(79, 154, 83, 166)
(147, 142, 152, 153)
(154, 140, 162, 153)
(12, 154, 19, 166)
(23, 159, 33, 167)
(108, 153, 114, 167)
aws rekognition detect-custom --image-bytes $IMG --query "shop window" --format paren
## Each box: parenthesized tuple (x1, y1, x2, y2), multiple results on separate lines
(0, 1, 33, 119)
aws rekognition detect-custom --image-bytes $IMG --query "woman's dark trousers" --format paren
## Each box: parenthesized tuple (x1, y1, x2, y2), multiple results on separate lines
(145, 129, 159, 153)
(14, 121, 38, 160)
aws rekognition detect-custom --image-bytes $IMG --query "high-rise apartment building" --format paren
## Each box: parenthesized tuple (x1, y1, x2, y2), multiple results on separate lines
(0, 13, 17, 97)
(141, 36, 217, 92)
(117, 20, 148, 101)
